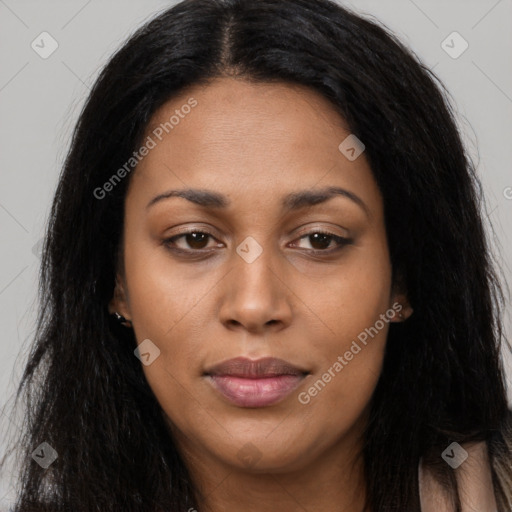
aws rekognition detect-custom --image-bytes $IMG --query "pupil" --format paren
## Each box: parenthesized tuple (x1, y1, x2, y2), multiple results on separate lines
(310, 233, 331, 250)
(187, 232, 208, 249)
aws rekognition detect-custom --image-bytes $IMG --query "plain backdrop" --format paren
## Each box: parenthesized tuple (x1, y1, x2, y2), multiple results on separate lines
(0, 0, 511, 508)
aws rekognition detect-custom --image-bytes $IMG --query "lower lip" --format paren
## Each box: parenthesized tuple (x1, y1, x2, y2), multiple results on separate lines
(206, 374, 306, 407)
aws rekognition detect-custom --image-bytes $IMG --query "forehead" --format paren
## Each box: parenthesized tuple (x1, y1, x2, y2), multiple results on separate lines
(144, 78, 349, 165)
(129, 78, 382, 217)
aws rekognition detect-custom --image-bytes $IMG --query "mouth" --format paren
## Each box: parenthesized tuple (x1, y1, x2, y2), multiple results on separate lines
(203, 357, 309, 408)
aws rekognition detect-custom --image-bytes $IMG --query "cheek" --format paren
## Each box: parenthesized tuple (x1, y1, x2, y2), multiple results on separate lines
(123, 242, 218, 400)
(296, 237, 392, 411)
(123, 237, 209, 342)
(298, 303, 390, 438)
(299, 234, 392, 345)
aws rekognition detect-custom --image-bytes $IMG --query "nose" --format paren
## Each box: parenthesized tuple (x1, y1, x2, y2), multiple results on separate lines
(218, 246, 293, 335)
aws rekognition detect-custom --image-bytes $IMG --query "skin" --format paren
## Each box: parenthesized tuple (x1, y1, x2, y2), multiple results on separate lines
(109, 77, 413, 512)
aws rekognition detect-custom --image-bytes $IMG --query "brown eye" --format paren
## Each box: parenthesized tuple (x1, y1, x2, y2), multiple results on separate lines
(164, 230, 219, 251)
(181, 232, 210, 250)
(292, 231, 351, 253)
(307, 232, 333, 250)
(163, 229, 351, 257)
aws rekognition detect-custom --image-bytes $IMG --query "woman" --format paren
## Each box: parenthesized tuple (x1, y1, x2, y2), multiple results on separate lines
(1, 0, 511, 510)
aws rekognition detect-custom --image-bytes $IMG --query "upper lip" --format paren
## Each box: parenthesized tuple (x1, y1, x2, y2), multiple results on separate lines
(204, 357, 309, 378)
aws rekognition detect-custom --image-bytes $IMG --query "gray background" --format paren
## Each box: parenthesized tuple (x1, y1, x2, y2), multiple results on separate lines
(1, 0, 511, 508)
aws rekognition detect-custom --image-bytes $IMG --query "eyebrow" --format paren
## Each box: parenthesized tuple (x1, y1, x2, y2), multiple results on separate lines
(146, 186, 370, 218)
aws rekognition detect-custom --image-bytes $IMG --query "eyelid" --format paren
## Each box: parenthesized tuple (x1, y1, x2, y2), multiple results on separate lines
(289, 230, 352, 253)
(169, 225, 220, 238)
(163, 227, 222, 250)
(292, 224, 349, 239)
(163, 223, 348, 242)
(162, 225, 352, 255)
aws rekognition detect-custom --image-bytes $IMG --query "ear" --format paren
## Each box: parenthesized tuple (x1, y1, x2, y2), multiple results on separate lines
(108, 273, 131, 321)
(390, 279, 414, 323)
(389, 292, 414, 322)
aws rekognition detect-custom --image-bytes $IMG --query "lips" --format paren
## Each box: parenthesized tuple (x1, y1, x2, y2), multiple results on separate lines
(204, 356, 308, 378)
(204, 357, 309, 407)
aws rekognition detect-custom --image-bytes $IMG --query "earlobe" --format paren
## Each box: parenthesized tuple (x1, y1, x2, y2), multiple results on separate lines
(108, 274, 132, 322)
(390, 292, 414, 322)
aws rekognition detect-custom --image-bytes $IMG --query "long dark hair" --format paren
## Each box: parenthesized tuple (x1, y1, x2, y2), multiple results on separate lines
(1, 0, 511, 510)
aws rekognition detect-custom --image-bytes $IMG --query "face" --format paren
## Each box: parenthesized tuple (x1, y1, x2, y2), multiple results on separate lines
(110, 77, 412, 478)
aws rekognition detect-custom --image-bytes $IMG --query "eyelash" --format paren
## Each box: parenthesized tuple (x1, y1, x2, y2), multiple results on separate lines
(162, 229, 352, 256)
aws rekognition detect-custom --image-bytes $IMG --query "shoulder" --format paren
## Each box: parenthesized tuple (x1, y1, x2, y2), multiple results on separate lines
(419, 440, 497, 512)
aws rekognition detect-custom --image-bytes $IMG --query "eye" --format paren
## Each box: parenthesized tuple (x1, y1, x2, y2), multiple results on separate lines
(163, 230, 221, 252)
(290, 230, 352, 253)
(162, 229, 351, 255)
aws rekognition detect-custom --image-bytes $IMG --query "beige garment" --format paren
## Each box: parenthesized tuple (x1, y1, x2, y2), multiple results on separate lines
(419, 441, 498, 511)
